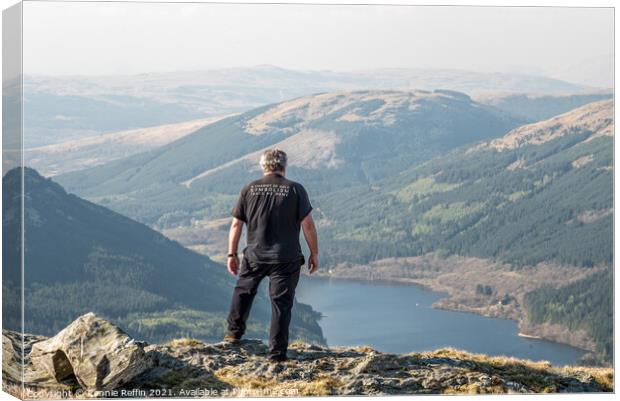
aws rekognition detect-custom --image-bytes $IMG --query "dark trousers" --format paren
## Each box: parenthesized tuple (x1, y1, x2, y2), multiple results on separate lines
(226, 256, 302, 357)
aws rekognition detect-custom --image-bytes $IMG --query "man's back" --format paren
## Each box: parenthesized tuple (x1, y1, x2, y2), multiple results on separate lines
(225, 148, 318, 362)
(232, 173, 312, 264)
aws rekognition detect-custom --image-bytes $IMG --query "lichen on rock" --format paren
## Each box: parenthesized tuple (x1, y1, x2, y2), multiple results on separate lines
(27, 313, 151, 392)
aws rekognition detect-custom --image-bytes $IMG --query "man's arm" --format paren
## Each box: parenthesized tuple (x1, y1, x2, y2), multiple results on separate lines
(301, 213, 319, 274)
(227, 217, 244, 276)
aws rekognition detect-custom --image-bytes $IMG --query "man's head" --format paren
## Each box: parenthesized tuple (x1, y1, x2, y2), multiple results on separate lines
(260, 148, 288, 175)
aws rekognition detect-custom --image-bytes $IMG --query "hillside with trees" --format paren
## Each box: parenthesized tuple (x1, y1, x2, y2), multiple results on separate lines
(314, 100, 613, 363)
(2, 167, 324, 345)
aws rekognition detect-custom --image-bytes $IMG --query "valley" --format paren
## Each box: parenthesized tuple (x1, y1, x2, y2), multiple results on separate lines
(16, 86, 614, 366)
(2, 168, 325, 346)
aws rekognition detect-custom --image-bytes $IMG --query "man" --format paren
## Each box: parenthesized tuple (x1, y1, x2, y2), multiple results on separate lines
(224, 148, 319, 362)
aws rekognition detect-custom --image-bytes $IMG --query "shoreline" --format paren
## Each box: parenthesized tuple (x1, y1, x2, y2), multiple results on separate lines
(518, 332, 543, 340)
(306, 270, 597, 359)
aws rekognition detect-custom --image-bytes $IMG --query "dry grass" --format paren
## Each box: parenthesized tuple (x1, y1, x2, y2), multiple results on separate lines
(153, 366, 231, 395)
(166, 338, 204, 347)
(414, 348, 613, 393)
(443, 383, 507, 395)
(561, 366, 614, 392)
(295, 375, 343, 396)
(425, 347, 551, 370)
(216, 367, 279, 390)
(351, 345, 375, 353)
(215, 366, 343, 396)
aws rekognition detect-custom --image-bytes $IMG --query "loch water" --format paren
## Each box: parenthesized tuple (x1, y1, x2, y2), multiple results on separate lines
(295, 276, 587, 366)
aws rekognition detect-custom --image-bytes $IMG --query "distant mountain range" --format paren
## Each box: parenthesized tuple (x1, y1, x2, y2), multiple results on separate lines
(25, 115, 234, 176)
(26, 90, 611, 178)
(24, 66, 598, 147)
(2, 167, 324, 345)
(54, 89, 523, 230)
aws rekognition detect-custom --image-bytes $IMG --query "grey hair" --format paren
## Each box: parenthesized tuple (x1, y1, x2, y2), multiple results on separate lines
(259, 148, 288, 172)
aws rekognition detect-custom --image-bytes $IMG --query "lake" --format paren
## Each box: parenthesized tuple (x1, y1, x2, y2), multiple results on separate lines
(295, 276, 587, 366)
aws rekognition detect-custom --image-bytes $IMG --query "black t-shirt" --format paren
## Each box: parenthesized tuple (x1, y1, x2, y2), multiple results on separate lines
(232, 173, 313, 263)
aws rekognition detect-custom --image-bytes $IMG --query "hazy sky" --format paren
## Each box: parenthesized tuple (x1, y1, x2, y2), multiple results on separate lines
(23, 1, 613, 85)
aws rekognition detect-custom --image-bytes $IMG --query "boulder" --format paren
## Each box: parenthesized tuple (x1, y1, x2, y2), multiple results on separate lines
(29, 313, 150, 391)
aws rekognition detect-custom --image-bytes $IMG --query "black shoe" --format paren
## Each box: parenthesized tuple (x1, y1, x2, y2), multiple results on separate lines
(223, 333, 241, 345)
(267, 354, 288, 363)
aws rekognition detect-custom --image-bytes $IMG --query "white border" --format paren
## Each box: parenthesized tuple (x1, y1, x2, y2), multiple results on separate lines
(0, 1, 616, 401)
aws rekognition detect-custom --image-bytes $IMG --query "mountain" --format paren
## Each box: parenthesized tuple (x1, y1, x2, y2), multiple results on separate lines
(2, 167, 324, 345)
(3, 314, 613, 397)
(317, 99, 613, 267)
(25, 90, 609, 178)
(314, 100, 613, 362)
(24, 67, 586, 147)
(48, 95, 612, 363)
(55, 89, 523, 230)
(25, 115, 233, 176)
(474, 92, 612, 122)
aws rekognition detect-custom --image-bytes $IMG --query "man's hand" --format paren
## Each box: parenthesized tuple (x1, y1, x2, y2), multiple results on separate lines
(227, 256, 240, 276)
(308, 253, 319, 274)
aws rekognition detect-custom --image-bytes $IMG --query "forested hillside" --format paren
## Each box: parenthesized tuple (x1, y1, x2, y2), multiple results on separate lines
(2, 168, 324, 345)
(56, 89, 521, 228)
(314, 100, 613, 362)
(524, 268, 613, 363)
(316, 100, 612, 268)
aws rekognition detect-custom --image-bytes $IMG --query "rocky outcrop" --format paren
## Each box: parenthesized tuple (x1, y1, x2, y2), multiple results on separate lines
(27, 313, 151, 392)
(2, 314, 613, 398)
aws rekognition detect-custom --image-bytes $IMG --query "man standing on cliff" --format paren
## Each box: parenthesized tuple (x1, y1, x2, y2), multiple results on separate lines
(224, 148, 319, 362)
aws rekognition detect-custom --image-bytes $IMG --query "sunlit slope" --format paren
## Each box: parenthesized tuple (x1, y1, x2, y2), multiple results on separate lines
(56, 89, 522, 226)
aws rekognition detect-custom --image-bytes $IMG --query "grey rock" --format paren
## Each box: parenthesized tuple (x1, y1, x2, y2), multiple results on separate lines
(28, 313, 151, 391)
